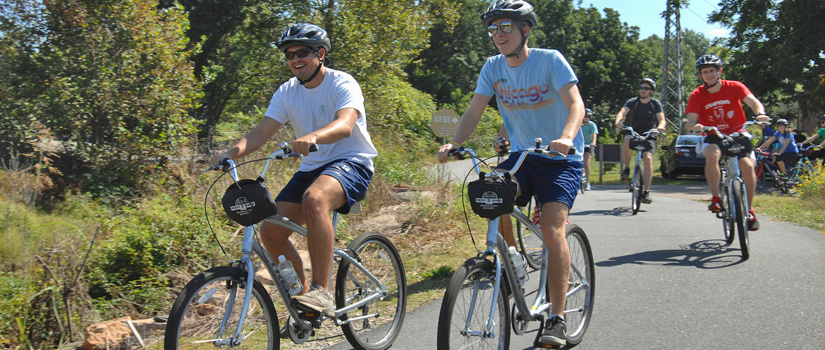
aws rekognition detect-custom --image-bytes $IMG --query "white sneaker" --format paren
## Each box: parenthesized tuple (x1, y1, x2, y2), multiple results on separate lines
(585, 183, 591, 191)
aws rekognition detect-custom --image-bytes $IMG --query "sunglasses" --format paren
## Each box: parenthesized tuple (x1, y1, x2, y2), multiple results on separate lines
(487, 21, 514, 37)
(284, 47, 319, 60)
(639, 86, 652, 91)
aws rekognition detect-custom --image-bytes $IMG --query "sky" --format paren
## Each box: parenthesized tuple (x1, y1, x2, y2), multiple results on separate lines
(580, 0, 731, 39)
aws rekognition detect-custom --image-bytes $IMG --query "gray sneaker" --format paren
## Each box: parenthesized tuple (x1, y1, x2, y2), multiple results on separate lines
(539, 316, 566, 346)
(292, 282, 335, 318)
(642, 190, 652, 204)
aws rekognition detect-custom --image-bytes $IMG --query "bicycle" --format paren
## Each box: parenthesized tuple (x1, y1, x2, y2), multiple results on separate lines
(754, 149, 793, 194)
(621, 127, 661, 215)
(436, 140, 595, 349)
(164, 143, 407, 350)
(704, 123, 758, 260)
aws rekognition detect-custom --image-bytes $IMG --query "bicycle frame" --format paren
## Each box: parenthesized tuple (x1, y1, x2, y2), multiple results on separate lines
(213, 150, 390, 344)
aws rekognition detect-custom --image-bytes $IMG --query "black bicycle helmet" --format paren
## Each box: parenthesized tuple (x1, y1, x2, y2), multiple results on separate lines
(696, 54, 724, 70)
(640, 78, 657, 91)
(480, 0, 538, 27)
(776, 118, 789, 126)
(584, 108, 593, 117)
(818, 115, 825, 122)
(276, 23, 331, 52)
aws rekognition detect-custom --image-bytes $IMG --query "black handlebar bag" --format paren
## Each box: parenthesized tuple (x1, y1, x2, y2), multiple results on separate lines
(719, 133, 753, 158)
(221, 177, 278, 226)
(467, 174, 518, 219)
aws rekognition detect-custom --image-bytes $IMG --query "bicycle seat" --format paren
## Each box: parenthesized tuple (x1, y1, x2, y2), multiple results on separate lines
(348, 193, 367, 214)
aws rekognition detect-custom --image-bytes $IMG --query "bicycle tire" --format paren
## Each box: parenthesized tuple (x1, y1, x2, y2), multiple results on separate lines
(719, 181, 734, 243)
(164, 266, 279, 349)
(631, 165, 642, 215)
(733, 181, 750, 260)
(563, 224, 595, 346)
(335, 232, 407, 350)
(437, 257, 510, 349)
(517, 200, 543, 270)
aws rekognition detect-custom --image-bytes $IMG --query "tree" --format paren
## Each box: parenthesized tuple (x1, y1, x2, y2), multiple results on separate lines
(710, 0, 825, 119)
(34, 0, 200, 196)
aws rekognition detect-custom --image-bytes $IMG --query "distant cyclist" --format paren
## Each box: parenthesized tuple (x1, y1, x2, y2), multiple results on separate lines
(685, 54, 770, 231)
(581, 108, 598, 191)
(756, 118, 798, 175)
(799, 115, 825, 164)
(614, 78, 666, 204)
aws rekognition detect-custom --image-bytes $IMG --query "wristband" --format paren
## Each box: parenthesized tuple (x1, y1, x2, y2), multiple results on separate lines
(755, 113, 767, 116)
(449, 142, 461, 147)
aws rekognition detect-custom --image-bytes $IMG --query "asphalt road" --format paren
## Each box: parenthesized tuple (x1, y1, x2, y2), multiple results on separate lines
(326, 173, 825, 349)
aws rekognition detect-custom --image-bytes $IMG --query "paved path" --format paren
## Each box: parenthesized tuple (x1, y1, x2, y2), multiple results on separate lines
(326, 181, 825, 349)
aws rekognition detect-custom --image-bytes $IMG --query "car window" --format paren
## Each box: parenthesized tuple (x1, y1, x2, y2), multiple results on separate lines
(676, 137, 699, 146)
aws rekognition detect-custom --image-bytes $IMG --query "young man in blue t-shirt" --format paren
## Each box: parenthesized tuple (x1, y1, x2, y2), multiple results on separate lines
(436, 0, 585, 346)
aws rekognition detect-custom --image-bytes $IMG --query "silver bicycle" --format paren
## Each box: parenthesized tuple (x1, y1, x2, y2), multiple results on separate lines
(164, 143, 407, 349)
(436, 140, 595, 349)
(621, 127, 660, 215)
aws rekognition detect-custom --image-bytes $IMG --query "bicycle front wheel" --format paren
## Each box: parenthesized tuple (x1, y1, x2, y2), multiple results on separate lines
(631, 165, 642, 215)
(437, 257, 510, 350)
(164, 266, 278, 349)
(564, 224, 595, 345)
(335, 232, 407, 350)
(733, 181, 750, 260)
(719, 181, 734, 243)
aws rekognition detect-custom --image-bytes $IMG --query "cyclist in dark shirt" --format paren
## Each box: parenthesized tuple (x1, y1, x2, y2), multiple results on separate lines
(614, 78, 666, 204)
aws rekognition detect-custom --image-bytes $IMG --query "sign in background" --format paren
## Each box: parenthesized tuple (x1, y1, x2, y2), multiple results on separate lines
(431, 108, 459, 138)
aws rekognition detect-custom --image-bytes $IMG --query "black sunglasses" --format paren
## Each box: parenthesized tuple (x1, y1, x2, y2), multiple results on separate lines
(284, 47, 319, 60)
(639, 86, 652, 91)
(487, 21, 514, 37)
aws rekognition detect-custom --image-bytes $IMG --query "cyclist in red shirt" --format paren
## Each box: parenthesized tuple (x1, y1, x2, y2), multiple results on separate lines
(685, 54, 771, 231)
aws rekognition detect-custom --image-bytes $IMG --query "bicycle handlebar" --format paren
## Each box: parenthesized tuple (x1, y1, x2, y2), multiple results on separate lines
(449, 137, 575, 178)
(206, 143, 319, 181)
(621, 126, 662, 139)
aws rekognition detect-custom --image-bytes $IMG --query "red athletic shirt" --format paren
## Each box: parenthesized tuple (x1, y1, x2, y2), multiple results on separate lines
(685, 80, 752, 135)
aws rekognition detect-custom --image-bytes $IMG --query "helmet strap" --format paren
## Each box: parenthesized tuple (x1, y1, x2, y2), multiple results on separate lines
(299, 53, 323, 86)
(504, 24, 528, 58)
(703, 80, 719, 89)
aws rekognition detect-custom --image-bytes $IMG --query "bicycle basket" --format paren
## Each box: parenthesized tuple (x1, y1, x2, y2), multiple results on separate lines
(719, 135, 752, 157)
(221, 177, 278, 226)
(467, 174, 518, 219)
(629, 137, 654, 151)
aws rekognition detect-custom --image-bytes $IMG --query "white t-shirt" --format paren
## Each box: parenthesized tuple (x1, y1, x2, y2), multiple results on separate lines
(264, 68, 377, 172)
(475, 48, 584, 161)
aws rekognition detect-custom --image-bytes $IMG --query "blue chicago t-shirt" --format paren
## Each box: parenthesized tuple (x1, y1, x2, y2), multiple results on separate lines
(475, 48, 584, 161)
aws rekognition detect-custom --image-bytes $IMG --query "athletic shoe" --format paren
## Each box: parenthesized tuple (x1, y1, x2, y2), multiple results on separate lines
(539, 316, 567, 346)
(748, 210, 760, 231)
(620, 168, 630, 181)
(642, 190, 652, 204)
(708, 196, 723, 213)
(585, 182, 591, 191)
(292, 282, 335, 318)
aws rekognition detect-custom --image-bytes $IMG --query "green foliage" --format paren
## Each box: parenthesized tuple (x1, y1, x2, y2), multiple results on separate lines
(87, 192, 224, 312)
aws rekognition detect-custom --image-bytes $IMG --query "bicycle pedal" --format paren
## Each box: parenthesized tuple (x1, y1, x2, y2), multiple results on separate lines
(291, 300, 325, 328)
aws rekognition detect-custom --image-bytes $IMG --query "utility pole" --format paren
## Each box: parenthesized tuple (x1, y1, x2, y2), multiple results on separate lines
(661, 0, 686, 133)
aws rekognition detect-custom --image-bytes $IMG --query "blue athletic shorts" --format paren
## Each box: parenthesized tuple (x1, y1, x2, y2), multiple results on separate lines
(275, 159, 372, 214)
(496, 153, 583, 210)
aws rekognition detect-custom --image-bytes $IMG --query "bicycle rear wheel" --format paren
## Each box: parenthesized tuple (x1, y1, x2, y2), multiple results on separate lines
(335, 232, 407, 350)
(437, 257, 510, 350)
(517, 200, 543, 270)
(563, 224, 595, 345)
(733, 181, 750, 260)
(164, 266, 278, 349)
(631, 165, 642, 215)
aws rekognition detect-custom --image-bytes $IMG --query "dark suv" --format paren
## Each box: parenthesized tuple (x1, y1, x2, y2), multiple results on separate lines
(661, 134, 705, 179)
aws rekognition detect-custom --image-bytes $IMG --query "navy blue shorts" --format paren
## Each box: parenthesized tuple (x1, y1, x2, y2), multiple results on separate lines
(275, 159, 372, 214)
(496, 153, 583, 210)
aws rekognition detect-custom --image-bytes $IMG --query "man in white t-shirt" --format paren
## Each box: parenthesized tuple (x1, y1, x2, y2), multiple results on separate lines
(210, 23, 377, 318)
(437, 0, 585, 346)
